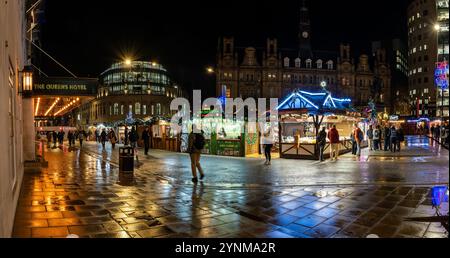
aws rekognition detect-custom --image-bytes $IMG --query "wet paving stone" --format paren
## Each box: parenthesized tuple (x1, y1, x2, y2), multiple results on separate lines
(89, 231, 131, 238)
(286, 207, 316, 217)
(294, 215, 327, 228)
(340, 223, 370, 238)
(397, 222, 428, 237)
(137, 226, 174, 238)
(32, 227, 69, 237)
(269, 214, 299, 226)
(303, 224, 340, 238)
(368, 223, 398, 238)
(313, 207, 341, 218)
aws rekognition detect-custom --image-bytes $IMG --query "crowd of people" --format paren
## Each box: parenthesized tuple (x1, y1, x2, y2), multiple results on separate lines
(430, 122, 450, 147)
(44, 129, 87, 148)
(365, 123, 405, 153)
(315, 122, 407, 162)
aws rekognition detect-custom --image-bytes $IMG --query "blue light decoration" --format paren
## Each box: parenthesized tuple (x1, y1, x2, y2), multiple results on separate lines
(277, 89, 352, 113)
(431, 185, 449, 207)
(435, 61, 449, 90)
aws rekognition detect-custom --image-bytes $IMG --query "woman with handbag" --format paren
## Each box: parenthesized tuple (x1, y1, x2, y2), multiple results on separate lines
(109, 129, 117, 150)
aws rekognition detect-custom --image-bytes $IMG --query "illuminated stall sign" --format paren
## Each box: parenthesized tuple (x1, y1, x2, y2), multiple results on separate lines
(33, 77, 98, 96)
(435, 61, 449, 90)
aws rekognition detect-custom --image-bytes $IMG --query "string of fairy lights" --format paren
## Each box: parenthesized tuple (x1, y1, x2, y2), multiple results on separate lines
(37, 97, 80, 117)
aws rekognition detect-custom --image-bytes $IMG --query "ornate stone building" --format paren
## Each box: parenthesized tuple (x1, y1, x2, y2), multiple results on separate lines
(216, 3, 392, 112)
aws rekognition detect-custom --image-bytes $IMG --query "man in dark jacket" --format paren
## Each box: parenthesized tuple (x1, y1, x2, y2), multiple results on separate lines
(129, 127, 138, 148)
(100, 129, 107, 149)
(142, 127, 151, 155)
(383, 125, 391, 151)
(390, 126, 398, 152)
(317, 127, 327, 162)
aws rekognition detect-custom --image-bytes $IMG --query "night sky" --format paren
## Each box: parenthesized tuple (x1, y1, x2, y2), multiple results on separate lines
(38, 0, 409, 97)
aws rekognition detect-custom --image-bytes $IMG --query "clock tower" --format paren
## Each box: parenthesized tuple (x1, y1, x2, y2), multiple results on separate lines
(298, 0, 312, 58)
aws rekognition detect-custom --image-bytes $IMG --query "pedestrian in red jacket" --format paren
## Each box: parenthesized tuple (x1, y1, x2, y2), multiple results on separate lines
(327, 125, 340, 160)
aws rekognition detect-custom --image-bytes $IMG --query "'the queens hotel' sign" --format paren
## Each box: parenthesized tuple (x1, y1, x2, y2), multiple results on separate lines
(33, 77, 98, 96)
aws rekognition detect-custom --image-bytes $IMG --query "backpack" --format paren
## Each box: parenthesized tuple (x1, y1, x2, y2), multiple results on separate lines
(357, 129, 364, 141)
(194, 133, 205, 150)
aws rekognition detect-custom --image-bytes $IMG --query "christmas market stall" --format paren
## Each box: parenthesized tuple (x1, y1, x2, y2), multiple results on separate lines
(277, 90, 362, 160)
(179, 109, 260, 157)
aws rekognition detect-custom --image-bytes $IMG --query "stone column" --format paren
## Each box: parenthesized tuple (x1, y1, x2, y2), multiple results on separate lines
(22, 97, 35, 161)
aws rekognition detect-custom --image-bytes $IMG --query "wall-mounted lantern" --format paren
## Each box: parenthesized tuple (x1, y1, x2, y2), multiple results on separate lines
(19, 65, 33, 97)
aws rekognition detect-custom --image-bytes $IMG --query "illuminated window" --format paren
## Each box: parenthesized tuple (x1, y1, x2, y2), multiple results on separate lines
(120, 105, 124, 115)
(143, 105, 147, 115)
(295, 58, 301, 68)
(327, 60, 333, 70)
(135, 102, 141, 115)
(316, 59, 323, 69)
(284, 57, 290, 67)
(226, 88, 231, 98)
(418, 67, 422, 72)
(424, 44, 427, 50)
(306, 59, 312, 68)
(156, 103, 161, 115)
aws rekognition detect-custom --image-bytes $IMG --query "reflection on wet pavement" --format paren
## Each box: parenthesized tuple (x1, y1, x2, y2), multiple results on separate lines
(12, 136, 448, 238)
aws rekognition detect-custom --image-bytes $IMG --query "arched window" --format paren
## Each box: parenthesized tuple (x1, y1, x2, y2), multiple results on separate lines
(156, 103, 161, 115)
(113, 103, 119, 115)
(284, 57, 290, 67)
(306, 59, 312, 68)
(316, 59, 323, 69)
(135, 102, 141, 115)
(327, 60, 334, 70)
(143, 105, 147, 115)
(295, 58, 301, 68)
(120, 104, 124, 115)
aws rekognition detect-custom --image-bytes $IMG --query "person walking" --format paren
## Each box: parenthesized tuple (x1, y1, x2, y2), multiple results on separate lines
(353, 124, 363, 157)
(373, 125, 381, 150)
(124, 126, 129, 146)
(67, 130, 73, 147)
(188, 125, 205, 183)
(100, 129, 107, 149)
(109, 129, 117, 150)
(327, 124, 340, 161)
(317, 126, 327, 162)
(390, 125, 398, 152)
(46, 131, 52, 147)
(366, 125, 374, 151)
(397, 126, 404, 152)
(52, 130, 57, 147)
(142, 127, 151, 155)
(58, 130, 65, 145)
(261, 128, 273, 165)
(78, 130, 85, 148)
(129, 127, 138, 148)
(383, 124, 391, 151)
(350, 129, 357, 155)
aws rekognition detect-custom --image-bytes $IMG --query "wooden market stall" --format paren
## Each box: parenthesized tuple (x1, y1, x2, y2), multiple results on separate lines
(277, 90, 363, 160)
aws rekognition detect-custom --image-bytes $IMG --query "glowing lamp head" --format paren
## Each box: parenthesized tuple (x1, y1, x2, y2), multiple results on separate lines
(125, 59, 132, 66)
(434, 24, 440, 31)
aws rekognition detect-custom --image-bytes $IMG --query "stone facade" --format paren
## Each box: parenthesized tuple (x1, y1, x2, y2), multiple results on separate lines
(0, 0, 26, 237)
(216, 4, 392, 112)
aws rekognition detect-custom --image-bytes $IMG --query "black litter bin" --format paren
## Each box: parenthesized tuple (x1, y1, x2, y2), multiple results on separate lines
(119, 147, 134, 173)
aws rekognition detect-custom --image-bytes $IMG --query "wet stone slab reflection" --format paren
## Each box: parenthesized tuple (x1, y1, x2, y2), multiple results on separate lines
(12, 138, 449, 238)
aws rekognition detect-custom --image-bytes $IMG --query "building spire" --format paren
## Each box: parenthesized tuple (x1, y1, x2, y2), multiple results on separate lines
(298, 0, 312, 57)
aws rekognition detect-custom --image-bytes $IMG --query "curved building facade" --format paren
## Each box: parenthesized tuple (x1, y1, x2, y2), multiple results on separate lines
(78, 61, 184, 126)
